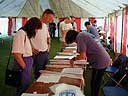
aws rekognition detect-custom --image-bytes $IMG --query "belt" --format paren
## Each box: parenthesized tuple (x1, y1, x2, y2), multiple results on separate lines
(39, 51, 48, 53)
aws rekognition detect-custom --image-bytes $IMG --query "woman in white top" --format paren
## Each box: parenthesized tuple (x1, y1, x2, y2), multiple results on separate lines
(12, 17, 42, 96)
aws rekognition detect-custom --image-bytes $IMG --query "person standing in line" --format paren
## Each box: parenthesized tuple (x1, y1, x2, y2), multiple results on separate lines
(57, 19, 64, 40)
(85, 21, 100, 39)
(70, 16, 77, 31)
(12, 17, 42, 96)
(65, 30, 112, 96)
(49, 20, 56, 38)
(92, 20, 97, 28)
(30, 9, 55, 79)
(59, 17, 73, 51)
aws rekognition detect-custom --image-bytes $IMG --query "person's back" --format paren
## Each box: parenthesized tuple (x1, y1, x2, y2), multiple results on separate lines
(65, 30, 111, 96)
(76, 32, 111, 69)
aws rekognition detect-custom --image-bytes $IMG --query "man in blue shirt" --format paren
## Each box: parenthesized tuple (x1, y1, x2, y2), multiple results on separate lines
(85, 21, 100, 39)
(65, 30, 112, 96)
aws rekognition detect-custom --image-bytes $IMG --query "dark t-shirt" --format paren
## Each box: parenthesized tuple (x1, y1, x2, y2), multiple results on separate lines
(76, 32, 111, 69)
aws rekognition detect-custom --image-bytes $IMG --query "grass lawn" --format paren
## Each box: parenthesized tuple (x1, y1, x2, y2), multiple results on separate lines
(0, 36, 16, 96)
(0, 35, 117, 96)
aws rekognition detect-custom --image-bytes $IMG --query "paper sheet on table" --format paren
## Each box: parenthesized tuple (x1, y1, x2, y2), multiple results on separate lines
(57, 52, 73, 56)
(61, 73, 83, 79)
(54, 55, 75, 59)
(67, 42, 77, 47)
(21, 93, 48, 96)
(39, 70, 61, 74)
(50, 59, 70, 64)
(36, 74, 61, 83)
(50, 59, 70, 62)
(65, 46, 77, 50)
(62, 68, 83, 75)
(74, 60, 89, 65)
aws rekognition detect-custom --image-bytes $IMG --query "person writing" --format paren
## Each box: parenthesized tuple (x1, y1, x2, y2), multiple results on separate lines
(65, 30, 112, 96)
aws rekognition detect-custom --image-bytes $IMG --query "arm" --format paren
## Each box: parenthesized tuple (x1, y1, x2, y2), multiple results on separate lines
(47, 36, 51, 52)
(13, 53, 25, 69)
(60, 26, 65, 38)
(77, 51, 87, 60)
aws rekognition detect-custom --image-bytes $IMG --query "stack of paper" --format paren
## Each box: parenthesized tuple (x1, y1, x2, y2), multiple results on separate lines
(50, 59, 70, 64)
(39, 70, 60, 74)
(65, 46, 77, 50)
(74, 60, 89, 65)
(61, 68, 83, 75)
(57, 52, 73, 56)
(61, 73, 83, 79)
(54, 55, 75, 60)
(67, 42, 77, 47)
(36, 74, 61, 83)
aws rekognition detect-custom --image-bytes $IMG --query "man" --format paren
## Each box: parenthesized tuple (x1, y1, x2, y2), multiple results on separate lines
(70, 16, 77, 31)
(31, 9, 55, 79)
(65, 30, 112, 96)
(49, 20, 56, 38)
(59, 17, 73, 51)
(92, 20, 97, 28)
(85, 21, 99, 39)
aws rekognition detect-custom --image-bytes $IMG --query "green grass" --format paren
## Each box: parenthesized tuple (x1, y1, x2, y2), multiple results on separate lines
(0, 36, 16, 96)
(49, 37, 61, 59)
(0, 36, 117, 96)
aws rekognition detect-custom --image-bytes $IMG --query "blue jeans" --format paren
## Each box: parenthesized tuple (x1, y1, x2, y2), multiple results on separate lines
(91, 68, 106, 96)
(13, 56, 33, 96)
(33, 51, 48, 79)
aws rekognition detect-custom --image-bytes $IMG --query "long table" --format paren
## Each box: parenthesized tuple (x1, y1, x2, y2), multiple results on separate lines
(24, 47, 87, 96)
(26, 76, 83, 95)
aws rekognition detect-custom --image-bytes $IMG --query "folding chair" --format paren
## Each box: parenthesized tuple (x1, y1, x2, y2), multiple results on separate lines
(102, 54, 128, 96)
(103, 86, 128, 96)
(103, 54, 128, 87)
(103, 70, 128, 96)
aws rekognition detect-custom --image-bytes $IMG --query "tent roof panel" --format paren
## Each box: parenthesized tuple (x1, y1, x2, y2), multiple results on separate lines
(0, 0, 127, 18)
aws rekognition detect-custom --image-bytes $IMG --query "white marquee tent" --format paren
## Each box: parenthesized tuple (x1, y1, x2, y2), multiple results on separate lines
(0, 0, 127, 18)
(0, 0, 128, 55)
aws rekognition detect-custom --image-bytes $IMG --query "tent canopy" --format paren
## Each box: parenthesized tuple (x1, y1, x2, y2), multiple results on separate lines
(0, 0, 127, 18)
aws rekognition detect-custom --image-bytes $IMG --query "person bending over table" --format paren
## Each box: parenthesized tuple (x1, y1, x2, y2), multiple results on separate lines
(65, 30, 112, 96)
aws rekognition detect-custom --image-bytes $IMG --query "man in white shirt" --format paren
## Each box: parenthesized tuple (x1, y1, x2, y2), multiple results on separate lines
(59, 17, 73, 51)
(31, 9, 55, 79)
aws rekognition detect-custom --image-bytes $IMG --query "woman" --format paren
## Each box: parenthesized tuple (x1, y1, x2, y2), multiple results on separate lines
(12, 17, 42, 96)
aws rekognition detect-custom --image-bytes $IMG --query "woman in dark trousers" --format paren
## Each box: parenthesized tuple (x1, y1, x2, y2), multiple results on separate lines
(12, 17, 42, 96)
(65, 30, 112, 96)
